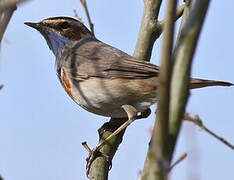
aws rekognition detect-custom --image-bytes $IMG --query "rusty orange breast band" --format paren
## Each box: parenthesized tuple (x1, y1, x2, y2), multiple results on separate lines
(61, 68, 75, 100)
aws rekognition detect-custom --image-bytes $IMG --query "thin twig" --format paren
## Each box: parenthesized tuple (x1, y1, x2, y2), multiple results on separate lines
(80, 0, 94, 35)
(184, 113, 234, 150)
(73, 9, 83, 22)
(73, 9, 79, 19)
(82, 141, 92, 153)
(168, 153, 187, 172)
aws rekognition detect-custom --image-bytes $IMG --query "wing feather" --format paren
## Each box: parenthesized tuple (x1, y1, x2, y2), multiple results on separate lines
(61, 37, 159, 79)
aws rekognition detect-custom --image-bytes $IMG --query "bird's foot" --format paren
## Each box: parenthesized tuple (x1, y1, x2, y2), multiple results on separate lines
(83, 105, 150, 176)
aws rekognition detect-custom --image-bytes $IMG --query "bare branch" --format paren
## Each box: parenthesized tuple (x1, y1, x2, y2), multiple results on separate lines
(140, 1, 178, 180)
(184, 113, 234, 150)
(133, 0, 162, 61)
(80, 0, 94, 36)
(149, 0, 178, 179)
(168, 0, 211, 162)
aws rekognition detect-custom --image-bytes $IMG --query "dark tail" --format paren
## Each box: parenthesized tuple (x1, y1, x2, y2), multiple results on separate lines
(190, 78, 233, 89)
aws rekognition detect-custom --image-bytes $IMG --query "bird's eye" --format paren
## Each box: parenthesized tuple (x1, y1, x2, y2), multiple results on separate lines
(59, 21, 70, 29)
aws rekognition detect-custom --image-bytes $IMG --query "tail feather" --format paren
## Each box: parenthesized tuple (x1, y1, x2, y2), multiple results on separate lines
(190, 78, 233, 89)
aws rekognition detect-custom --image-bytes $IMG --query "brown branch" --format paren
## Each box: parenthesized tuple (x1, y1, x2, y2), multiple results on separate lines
(80, 0, 94, 36)
(82, 141, 92, 153)
(0, 85, 3, 90)
(184, 113, 234, 150)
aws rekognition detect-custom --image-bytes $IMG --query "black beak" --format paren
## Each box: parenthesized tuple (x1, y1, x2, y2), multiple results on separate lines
(24, 22, 41, 30)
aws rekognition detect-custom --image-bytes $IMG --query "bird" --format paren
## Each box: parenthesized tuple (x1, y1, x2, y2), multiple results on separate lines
(25, 16, 233, 175)
(24, 16, 233, 119)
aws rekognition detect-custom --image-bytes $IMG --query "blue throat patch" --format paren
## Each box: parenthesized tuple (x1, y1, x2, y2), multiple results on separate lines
(42, 30, 72, 56)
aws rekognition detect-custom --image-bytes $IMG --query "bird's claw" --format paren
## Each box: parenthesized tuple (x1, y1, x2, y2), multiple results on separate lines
(136, 108, 151, 119)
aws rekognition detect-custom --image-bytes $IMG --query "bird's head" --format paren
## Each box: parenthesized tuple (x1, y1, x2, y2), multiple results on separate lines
(25, 17, 93, 55)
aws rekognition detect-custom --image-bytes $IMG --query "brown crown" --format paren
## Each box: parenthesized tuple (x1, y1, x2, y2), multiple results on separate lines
(40, 16, 93, 41)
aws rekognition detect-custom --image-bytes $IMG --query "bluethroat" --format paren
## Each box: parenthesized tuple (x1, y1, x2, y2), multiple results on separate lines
(24, 16, 232, 119)
(25, 16, 233, 174)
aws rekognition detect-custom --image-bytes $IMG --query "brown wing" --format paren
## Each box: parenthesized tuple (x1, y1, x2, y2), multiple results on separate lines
(102, 57, 159, 78)
(61, 37, 159, 79)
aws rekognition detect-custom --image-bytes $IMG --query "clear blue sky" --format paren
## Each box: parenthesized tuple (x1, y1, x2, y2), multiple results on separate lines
(0, 0, 233, 180)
